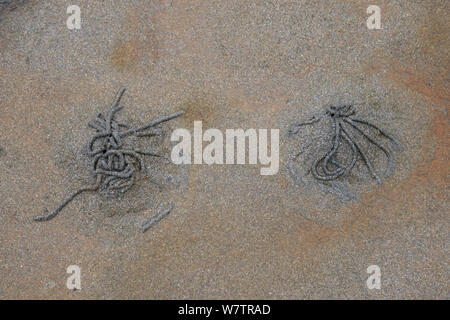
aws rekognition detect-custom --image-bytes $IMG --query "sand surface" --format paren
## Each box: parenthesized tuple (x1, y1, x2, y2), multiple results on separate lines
(0, 0, 448, 299)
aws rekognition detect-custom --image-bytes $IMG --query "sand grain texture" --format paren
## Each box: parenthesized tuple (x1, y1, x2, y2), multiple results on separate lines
(0, 0, 448, 299)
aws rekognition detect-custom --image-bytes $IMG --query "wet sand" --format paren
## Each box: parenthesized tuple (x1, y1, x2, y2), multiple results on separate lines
(0, 0, 448, 299)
